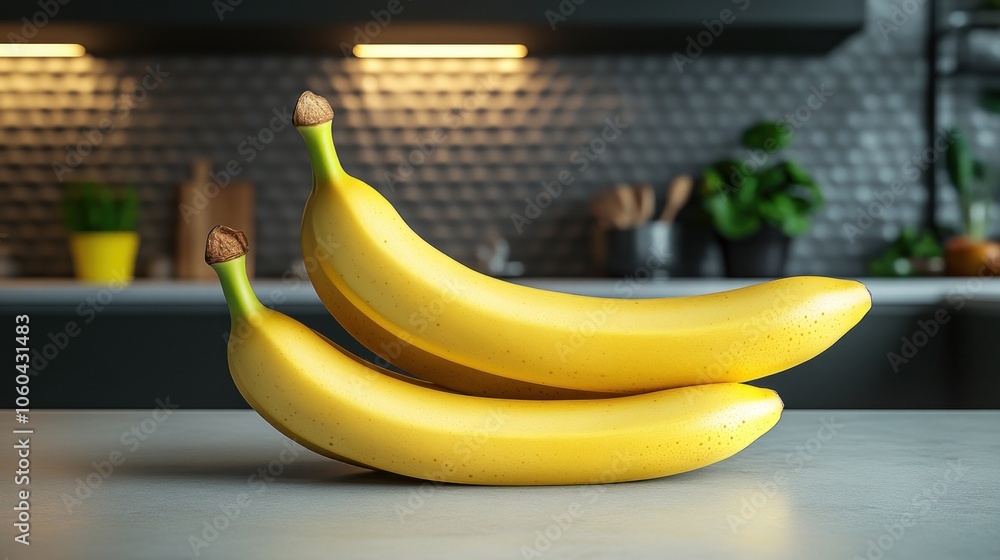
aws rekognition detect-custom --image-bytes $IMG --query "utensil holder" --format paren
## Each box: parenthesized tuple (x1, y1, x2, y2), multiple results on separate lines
(604, 222, 673, 278)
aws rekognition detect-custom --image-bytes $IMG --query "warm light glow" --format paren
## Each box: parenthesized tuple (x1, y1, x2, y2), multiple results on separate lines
(352, 44, 527, 59)
(0, 43, 86, 57)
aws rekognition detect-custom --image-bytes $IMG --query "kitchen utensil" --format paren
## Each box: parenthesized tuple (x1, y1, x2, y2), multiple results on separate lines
(659, 175, 693, 223)
(591, 183, 647, 268)
(612, 183, 636, 229)
(634, 182, 656, 225)
(205, 180, 254, 278)
(175, 159, 211, 280)
(175, 160, 255, 280)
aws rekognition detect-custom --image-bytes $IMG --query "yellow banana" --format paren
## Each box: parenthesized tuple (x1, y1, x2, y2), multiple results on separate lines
(314, 329, 459, 395)
(303, 268, 615, 400)
(294, 91, 871, 394)
(208, 226, 783, 485)
(295, 92, 616, 400)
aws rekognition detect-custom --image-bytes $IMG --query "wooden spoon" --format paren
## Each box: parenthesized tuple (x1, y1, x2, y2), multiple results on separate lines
(659, 175, 693, 223)
(634, 182, 656, 226)
(612, 183, 636, 229)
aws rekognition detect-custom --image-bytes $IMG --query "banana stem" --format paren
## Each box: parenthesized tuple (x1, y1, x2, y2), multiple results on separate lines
(205, 225, 263, 322)
(297, 122, 345, 185)
(293, 91, 345, 185)
(211, 256, 264, 322)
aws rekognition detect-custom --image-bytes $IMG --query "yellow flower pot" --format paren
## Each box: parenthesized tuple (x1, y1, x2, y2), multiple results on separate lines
(69, 232, 140, 283)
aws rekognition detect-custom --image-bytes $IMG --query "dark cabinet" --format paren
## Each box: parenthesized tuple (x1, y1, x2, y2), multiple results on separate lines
(5, 298, 993, 409)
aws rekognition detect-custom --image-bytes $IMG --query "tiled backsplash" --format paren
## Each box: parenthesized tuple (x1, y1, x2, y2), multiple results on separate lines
(0, 0, 971, 278)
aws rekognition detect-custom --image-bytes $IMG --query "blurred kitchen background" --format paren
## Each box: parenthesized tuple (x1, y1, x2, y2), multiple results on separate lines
(1, 0, 998, 409)
(5, 0, 997, 278)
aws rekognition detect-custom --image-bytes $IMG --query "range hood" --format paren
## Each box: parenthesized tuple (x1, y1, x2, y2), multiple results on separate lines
(0, 0, 864, 55)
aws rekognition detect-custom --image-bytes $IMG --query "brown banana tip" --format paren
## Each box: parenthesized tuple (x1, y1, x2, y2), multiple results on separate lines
(205, 225, 249, 265)
(293, 91, 334, 127)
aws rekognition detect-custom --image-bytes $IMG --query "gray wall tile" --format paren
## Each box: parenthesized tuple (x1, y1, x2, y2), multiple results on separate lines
(0, 0, 959, 278)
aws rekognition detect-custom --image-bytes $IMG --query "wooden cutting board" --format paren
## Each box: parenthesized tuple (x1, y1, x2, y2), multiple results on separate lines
(175, 159, 255, 280)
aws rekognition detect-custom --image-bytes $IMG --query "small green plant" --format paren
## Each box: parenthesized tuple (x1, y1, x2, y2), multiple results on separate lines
(867, 228, 943, 277)
(62, 182, 138, 232)
(944, 128, 996, 242)
(700, 121, 824, 239)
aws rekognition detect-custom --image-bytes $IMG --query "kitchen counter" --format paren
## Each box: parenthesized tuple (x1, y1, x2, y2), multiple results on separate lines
(3, 277, 1000, 306)
(3, 410, 997, 559)
(4, 277, 998, 409)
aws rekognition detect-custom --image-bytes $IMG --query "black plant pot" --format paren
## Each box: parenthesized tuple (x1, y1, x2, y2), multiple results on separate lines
(719, 225, 791, 278)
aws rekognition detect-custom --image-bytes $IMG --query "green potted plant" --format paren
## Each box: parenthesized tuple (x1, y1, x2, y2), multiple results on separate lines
(699, 121, 824, 277)
(943, 128, 999, 276)
(62, 182, 140, 282)
(867, 227, 944, 277)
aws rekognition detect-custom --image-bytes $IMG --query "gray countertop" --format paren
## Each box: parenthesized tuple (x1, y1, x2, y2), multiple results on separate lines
(3, 410, 997, 559)
(3, 277, 1000, 306)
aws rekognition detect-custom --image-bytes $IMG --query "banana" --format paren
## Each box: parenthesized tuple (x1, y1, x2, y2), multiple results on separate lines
(294, 93, 614, 400)
(294, 91, 872, 394)
(314, 329, 460, 395)
(208, 226, 783, 485)
(304, 267, 615, 400)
